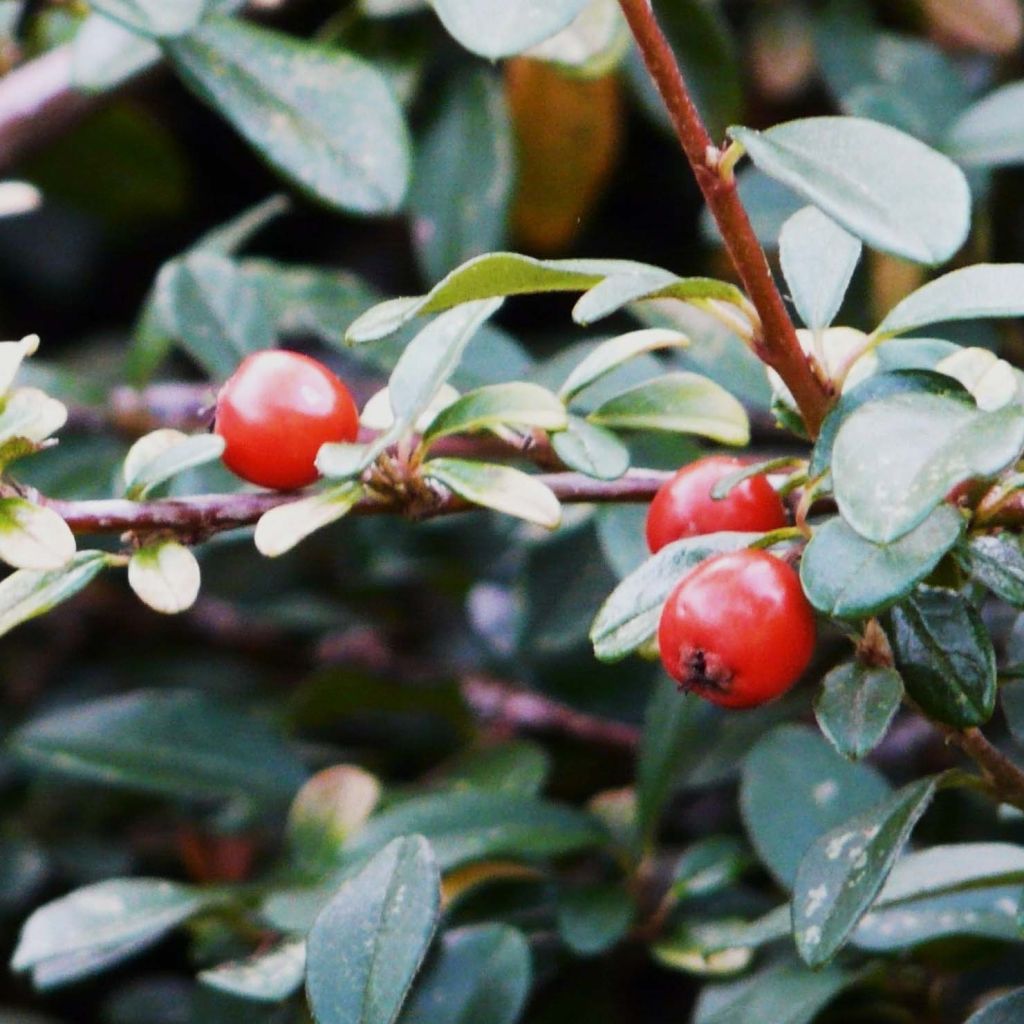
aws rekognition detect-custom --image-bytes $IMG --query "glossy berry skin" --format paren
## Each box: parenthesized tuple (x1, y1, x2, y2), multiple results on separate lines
(658, 549, 816, 709)
(214, 351, 359, 490)
(645, 455, 787, 554)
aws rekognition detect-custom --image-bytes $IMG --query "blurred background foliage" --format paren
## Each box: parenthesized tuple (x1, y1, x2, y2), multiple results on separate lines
(1, 0, 1024, 1022)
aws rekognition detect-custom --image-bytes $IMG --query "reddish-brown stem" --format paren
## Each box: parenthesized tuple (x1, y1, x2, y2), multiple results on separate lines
(616, 0, 832, 437)
(24, 469, 670, 538)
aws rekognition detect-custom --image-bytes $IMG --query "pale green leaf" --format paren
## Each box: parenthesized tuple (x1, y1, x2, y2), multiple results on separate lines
(92, 0, 206, 37)
(254, 483, 364, 558)
(423, 382, 566, 444)
(832, 392, 1024, 543)
(877, 264, 1024, 338)
(814, 664, 903, 762)
(201, 939, 306, 1003)
(0, 551, 108, 640)
(558, 328, 689, 401)
(550, 416, 629, 480)
(945, 82, 1024, 168)
(0, 499, 76, 572)
(588, 372, 750, 445)
(123, 430, 225, 499)
(424, 458, 560, 528)
(127, 542, 201, 615)
(779, 207, 861, 330)
(729, 117, 970, 264)
(430, 0, 589, 58)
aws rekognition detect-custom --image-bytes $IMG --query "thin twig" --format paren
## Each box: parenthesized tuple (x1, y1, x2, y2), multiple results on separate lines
(616, 0, 832, 436)
(24, 469, 670, 537)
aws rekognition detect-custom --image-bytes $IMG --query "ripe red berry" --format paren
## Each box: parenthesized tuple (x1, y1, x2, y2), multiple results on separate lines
(214, 350, 359, 490)
(658, 549, 815, 709)
(645, 455, 787, 553)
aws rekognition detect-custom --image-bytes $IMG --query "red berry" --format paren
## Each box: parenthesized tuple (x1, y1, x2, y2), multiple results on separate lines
(657, 549, 815, 709)
(215, 350, 359, 491)
(645, 456, 787, 553)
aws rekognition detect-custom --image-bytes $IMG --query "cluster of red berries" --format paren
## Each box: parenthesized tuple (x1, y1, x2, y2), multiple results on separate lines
(214, 353, 815, 709)
(647, 456, 816, 709)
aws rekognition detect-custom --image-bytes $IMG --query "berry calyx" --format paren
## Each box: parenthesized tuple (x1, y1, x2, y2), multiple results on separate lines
(214, 350, 359, 491)
(658, 549, 815, 709)
(645, 455, 787, 553)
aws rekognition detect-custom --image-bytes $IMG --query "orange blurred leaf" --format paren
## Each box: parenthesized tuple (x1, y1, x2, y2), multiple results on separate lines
(506, 58, 622, 253)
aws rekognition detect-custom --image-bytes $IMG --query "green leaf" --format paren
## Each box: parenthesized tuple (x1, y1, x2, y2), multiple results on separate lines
(590, 533, 761, 662)
(792, 776, 938, 966)
(399, 924, 532, 1024)
(890, 587, 997, 728)
(729, 117, 970, 265)
(9, 689, 307, 810)
(550, 417, 629, 481)
(740, 725, 890, 890)
(877, 264, 1024, 338)
(153, 251, 274, 379)
(167, 18, 410, 214)
(410, 69, 513, 283)
(558, 328, 689, 401)
(423, 459, 561, 529)
(556, 884, 633, 956)
(946, 83, 1024, 168)
(12, 878, 209, 988)
(800, 508, 963, 619)
(814, 663, 903, 761)
(966, 988, 1024, 1023)
(430, 0, 589, 58)
(963, 534, 1024, 607)
(809, 368, 970, 478)
(571, 271, 747, 327)
(422, 383, 566, 444)
(254, 483, 365, 558)
(856, 885, 1023, 952)
(588, 372, 749, 445)
(439, 741, 549, 797)
(123, 430, 226, 499)
(346, 790, 604, 870)
(201, 939, 306, 1003)
(832, 392, 1024, 543)
(388, 300, 503, 429)
(306, 836, 440, 1024)
(91, 0, 206, 37)
(779, 207, 861, 330)
(0, 551, 108, 640)
(0, 498, 75, 572)
(672, 837, 751, 899)
(72, 14, 162, 93)
(636, 677, 708, 847)
(346, 253, 650, 343)
(526, 0, 629, 77)
(877, 842, 1024, 906)
(0, 388, 67, 448)
(127, 541, 201, 615)
(694, 961, 856, 1024)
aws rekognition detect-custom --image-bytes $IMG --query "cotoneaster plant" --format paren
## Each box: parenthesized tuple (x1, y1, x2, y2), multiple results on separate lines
(5, 2, 1024, 1024)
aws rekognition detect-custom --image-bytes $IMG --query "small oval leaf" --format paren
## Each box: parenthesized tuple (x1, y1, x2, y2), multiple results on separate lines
(423, 382, 567, 444)
(890, 587, 997, 728)
(814, 663, 904, 761)
(423, 458, 561, 528)
(127, 541, 201, 615)
(254, 483, 364, 558)
(0, 498, 76, 571)
(588, 372, 750, 445)
(550, 416, 629, 480)
(558, 328, 689, 401)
